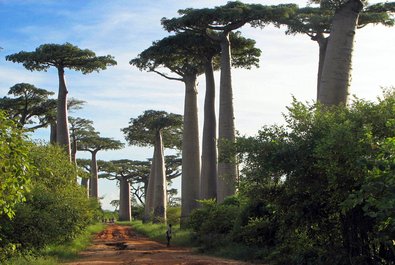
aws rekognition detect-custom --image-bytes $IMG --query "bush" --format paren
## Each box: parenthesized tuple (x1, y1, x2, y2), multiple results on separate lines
(189, 198, 241, 248)
(0, 144, 99, 259)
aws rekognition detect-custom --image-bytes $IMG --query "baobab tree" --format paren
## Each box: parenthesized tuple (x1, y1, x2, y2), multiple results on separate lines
(0, 83, 54, 130)
(100, 160, 143, 221)
(131, 33, 203, 223)
(78, 134, 124, 199)
(6, 43, 116, 159)
(284, 0, 395, 104)
(122, 110, 182, 223)
(69, 117, 95, 165)
(162, 1, 297, 202)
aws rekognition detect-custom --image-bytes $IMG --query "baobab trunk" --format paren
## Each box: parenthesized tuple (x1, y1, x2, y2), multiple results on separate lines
(71, 132, 77, 170)
(200, 60, 217, 200)
(89, 150, 99, 199)
(143, 151, 156, 223)
(50, 122, 57, 144)
(56, 67, 71, 159)
(217, 32, 238, 203)
(318, 0, 363, 106)
(81, 178, 89, 197)
(118, 177, 131, 221)
(181, 75, 200, 225)
(312, 33, 328, 100)
(153, 131, 167, 223)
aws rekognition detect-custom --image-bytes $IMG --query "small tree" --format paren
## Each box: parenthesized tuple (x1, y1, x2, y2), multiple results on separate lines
(78, 134, 124, 199)
(0, 83, 54, 130)
(6, 43, 116, 159)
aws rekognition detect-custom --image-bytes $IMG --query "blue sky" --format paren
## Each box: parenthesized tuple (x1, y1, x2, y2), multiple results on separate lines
(1, 0, 394, 210)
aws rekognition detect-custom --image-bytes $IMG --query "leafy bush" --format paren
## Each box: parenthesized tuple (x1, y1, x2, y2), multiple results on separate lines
(1, 144, 99, 259)
(189, 198, 241, 248)
(235, 90, 395, 264)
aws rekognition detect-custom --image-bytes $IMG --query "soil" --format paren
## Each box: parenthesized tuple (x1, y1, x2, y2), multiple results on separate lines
(63, 224, 257, 265)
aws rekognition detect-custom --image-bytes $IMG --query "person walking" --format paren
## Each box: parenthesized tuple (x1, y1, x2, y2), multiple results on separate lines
(166, 223, 172, 247)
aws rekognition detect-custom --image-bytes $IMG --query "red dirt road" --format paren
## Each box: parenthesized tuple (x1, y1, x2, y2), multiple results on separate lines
(63, 224, 255, 265)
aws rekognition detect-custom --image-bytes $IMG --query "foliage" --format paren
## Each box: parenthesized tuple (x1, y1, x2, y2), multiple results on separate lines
(0, 83, 55, 130)
(122, 110, 183, 149)
(162, 1, 297, 33)
(234, 90, 395, 264)
(188, 197, 242, 248)
(0, 144, 99, 260)
(5, 43, 116, 73)
(130, 220, 194, 247)
(0, 111, 33, 219)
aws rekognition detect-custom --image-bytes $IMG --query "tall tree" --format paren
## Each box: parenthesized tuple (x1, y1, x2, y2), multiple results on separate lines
(78, 134, 124, 199)
(162, 1, 297, 202)
(6, 43, 116, 159)
(122, 110, 182, 223)
(284, 0, 395, 104)
(131, 33, 203, 223)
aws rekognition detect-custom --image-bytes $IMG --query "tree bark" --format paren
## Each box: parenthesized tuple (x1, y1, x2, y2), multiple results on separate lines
(71, 131, 77, 165)
(312, 32, 329, 100)
(143, 150, 156, 223)
(200, 59, 217, 200)
(50, 122, 57, 144)
(56, 67, 71, 159)
(181, 74, 200, 225)
(81, 177, 89, 197)
(217, 32, 238, 203)
(318, 0, 363, 106)
(118, 177, 131, 221)
(153, 130, 167, 223)
(89, 150, 99, 199)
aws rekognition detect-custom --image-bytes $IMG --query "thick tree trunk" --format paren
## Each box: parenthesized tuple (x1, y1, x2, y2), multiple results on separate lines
(312, 33, 329, 100)
(143, 151, 156, 223)
(318, 0, 363, 106)
(81, 177, 89, 197)
(89, 150, 99, 199)
(153, 131, 167, 223)
(181, 74, 200, 225)
(118, 177, 131, 221)
(50, 122, 57, 144)
(56, 67, 71, 159)
(217, 32, 238, 203)
(200, 60, 217, 200)
(71, 132, 77, 165)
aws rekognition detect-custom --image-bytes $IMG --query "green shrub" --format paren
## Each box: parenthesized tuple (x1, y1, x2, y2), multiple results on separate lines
(189, 198, 241, 248)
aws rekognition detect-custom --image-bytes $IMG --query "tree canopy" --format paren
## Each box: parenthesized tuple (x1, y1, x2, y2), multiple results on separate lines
(5, 43, 117, 73)
(122, 110, 183, 149)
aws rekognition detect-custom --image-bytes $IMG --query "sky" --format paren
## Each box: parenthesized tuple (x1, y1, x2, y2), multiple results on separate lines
(1, 0, 394, 210)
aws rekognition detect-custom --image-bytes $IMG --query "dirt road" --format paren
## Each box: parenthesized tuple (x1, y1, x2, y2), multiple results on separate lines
(63, 224, 254, 265)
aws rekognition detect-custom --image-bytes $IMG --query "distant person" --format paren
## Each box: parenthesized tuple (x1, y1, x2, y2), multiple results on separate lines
(166, 224, 172, 247)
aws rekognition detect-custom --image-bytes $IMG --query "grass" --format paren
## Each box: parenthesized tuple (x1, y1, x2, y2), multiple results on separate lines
(128, 220, 196, 247)
(4, 223, 105, 265)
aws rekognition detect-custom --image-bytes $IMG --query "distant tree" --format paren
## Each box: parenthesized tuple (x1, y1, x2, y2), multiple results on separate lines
(78, 135, 124, 199)
(6, 43, 116, 159)
(110, 200, 120, 211)
(0, 83, 54, 130)
(69, 117, 95, 165)
(77, 158, 106, 193)
(162, 1, 297, 203)
(122, 110, 182, 223)
(100, 159, 149, 221)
